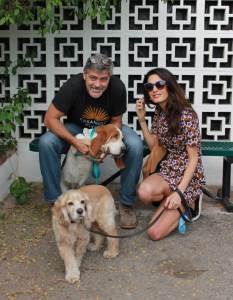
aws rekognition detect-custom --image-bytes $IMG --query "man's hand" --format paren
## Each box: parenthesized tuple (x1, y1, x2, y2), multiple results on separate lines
(74, 139, 90, 155)
(82, 152, 107, 163)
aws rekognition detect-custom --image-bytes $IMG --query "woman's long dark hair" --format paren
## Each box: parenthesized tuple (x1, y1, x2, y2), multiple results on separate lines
(143, 68, 197, 136)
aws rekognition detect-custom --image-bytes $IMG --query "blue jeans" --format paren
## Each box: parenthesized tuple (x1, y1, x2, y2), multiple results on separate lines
(39, 123, 144, 205)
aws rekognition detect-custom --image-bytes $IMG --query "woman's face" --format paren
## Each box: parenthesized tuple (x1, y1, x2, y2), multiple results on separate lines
(145, 74, 168, 110)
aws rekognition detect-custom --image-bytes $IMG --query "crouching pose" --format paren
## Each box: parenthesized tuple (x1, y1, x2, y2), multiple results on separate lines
(136, 68, 206, 241)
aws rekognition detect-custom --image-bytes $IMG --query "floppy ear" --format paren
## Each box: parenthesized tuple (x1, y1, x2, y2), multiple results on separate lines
(52, 196, 70, 226)
(114, 157, 125, 169)
(89, 130, 107, 157)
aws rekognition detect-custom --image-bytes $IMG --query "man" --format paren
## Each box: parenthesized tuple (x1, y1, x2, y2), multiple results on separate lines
(39, 53, 144, 229)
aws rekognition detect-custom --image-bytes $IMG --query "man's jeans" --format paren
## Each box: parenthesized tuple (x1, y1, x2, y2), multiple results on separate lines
(39, 123, 144, 205)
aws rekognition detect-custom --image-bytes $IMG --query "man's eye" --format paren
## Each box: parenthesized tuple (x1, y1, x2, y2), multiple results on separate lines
(100, 78, 109, 82)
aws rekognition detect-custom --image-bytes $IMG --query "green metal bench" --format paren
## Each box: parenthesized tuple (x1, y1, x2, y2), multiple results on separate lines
(29, 138, 233, 212)
(201, 141, 233, 212)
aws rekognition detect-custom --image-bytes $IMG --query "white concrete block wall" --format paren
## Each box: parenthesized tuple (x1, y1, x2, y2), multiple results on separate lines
(1, 0, 232, 190)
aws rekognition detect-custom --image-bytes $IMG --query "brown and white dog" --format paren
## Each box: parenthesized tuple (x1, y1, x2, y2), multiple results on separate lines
(61, 124, 125, 192)
(52, 185, 119, 283)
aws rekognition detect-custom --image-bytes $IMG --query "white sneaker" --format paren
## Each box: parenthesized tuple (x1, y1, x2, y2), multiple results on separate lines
(191, 192, 203, 221)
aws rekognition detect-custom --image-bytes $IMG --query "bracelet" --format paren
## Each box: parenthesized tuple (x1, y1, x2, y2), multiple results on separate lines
(138, 118, 146, 123)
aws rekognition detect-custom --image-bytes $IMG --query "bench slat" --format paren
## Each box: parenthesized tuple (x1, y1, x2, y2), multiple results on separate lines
(201, 141, 233, 157)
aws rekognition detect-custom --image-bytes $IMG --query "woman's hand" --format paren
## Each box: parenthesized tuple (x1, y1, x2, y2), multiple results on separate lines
(164, 192, 182, 210)
(136, 98, 146, 122)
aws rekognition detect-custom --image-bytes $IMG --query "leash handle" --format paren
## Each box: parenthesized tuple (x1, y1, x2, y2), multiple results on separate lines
(175, 188, 192, 221)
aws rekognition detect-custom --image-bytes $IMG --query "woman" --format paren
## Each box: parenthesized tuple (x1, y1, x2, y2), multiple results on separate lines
(136, 68, 206, 241)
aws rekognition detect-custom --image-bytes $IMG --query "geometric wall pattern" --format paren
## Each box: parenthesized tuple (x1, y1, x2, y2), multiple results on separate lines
(0, 0, 233, 142)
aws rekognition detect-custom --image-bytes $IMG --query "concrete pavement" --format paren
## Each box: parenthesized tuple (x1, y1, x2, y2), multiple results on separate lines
(0, 183, 233, 300)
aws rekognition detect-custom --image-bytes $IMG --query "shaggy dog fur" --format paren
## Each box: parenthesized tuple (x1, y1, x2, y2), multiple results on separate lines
(52, 185, 119, 283)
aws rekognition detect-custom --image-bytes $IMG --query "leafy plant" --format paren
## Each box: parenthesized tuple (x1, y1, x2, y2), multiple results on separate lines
(0, 1, 175, 37)
(0, 0, 123, 36)
(0, 88, 32, 153)
(9, 176, 32, 205)
(0, 56, 33, 203)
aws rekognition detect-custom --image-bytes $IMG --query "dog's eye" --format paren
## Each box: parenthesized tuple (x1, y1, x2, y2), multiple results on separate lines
(81, 200, 85, 204)
(110, 134, 119, 142)
(68, 202, 73, 206)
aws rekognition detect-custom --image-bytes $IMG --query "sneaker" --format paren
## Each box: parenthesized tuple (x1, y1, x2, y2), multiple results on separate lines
(119, 204, 138, 229)
(191, 192, 203, 221)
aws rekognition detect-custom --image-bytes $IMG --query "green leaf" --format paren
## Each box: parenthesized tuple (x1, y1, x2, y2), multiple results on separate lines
(9, 17, 15, 24)
(14, 9, 20, 16)
(0, 17, 6, 26)
(88, 7, 93, 16)
(7, 111, 14, 120)
(18, 194, 27, 205)
(15, 117, 23, 125)
(0, 110, 8, 122)
(106, 1, 111, 10)
(100, 13, 106, 24)
(5, 123, 14, 133)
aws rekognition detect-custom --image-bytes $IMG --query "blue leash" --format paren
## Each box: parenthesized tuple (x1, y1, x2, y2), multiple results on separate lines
(75, 128, 100, 184)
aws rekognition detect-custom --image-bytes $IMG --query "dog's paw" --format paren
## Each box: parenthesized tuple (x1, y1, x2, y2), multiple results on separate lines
(87, 242, 99, 251)
(103, 250, 119, 259)
(65, 271, 80, 283)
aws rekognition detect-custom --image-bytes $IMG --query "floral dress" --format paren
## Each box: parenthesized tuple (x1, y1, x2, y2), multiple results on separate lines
(151, 107, 206, 206)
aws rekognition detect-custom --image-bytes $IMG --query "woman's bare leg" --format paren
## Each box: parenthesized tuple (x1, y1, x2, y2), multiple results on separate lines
(137, 174, 172, 204)
(146, 200, 185, 240)
(137, 174, 185, 240)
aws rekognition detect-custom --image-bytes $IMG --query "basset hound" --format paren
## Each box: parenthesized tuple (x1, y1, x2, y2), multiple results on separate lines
(61, 124, 125, 192)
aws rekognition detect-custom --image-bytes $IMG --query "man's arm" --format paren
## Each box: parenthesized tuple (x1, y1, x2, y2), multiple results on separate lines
(109, 115, 123, 129)
(44, 103, 90, 154)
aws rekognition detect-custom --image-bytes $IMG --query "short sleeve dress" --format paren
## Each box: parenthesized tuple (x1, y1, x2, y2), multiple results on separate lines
(151, 107, 206, 206)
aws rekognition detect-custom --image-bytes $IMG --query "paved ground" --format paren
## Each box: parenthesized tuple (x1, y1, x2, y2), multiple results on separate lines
(0, 183, 233, 300)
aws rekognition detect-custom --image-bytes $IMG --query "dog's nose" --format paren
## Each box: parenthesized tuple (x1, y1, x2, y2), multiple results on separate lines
(76, 208, 83, 215)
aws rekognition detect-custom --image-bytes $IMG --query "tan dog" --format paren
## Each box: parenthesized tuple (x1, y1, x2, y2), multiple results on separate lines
(52, 185, 119, 283)
(61, 124, 125, 192)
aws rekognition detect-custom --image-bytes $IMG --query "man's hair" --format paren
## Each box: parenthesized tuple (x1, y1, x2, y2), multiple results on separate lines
(84, 53, 114, 76)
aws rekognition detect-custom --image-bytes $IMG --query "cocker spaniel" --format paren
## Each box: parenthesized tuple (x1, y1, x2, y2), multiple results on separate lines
(52, 185, 119, 283)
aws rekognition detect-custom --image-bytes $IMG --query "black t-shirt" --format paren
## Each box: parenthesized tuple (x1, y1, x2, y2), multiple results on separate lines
(52, 73, 127, 129)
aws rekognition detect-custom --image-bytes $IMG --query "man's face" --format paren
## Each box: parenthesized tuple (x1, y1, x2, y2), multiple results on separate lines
(83, 69, 110, 98)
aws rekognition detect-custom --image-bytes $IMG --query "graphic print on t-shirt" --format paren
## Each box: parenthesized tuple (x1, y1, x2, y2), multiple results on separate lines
(80, 105, 110, 128)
